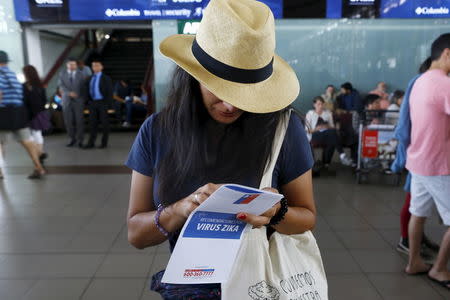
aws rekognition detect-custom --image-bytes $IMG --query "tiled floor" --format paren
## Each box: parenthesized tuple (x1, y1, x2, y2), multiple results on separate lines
(0, 133, 448, 299)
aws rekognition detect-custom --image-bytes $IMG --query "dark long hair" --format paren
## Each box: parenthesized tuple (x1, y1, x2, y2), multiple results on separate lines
(23, 65, 43, 88)
(156, 66, 284, 205)
(419, 57, 432, 74)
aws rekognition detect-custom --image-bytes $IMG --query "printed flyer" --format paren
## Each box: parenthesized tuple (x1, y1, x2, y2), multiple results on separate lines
(162, 184, 283, 284)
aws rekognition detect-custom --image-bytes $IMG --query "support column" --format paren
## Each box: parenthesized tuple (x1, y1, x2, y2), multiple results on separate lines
(23, 26, 44, 76)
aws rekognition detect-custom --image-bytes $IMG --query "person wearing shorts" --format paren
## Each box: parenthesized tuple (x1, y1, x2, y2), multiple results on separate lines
(0, 128, 31, 142)
(410, 175, 450, 226)
(0, 128, 46, 179)
(0, 50, 46, 179)
(405, 33, 450, 290)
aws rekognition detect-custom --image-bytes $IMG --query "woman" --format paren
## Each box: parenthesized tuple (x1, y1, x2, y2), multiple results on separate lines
(126, 0, 315, 298)
(306, 96, 353, 168)
(23, 65, 49, 167)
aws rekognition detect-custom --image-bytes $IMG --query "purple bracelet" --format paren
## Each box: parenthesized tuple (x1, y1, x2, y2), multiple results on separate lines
(154, 204, 169, 237)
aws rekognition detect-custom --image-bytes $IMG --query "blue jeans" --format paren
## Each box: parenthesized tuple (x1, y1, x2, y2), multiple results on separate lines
(125, 101, 147, 123)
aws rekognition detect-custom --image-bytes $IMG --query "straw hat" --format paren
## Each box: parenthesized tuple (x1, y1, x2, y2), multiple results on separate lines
(159, 0, 300, 113)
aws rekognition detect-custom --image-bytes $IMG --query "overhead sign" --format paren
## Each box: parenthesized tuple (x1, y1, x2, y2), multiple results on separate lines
(178, 20, 200, 34)
(327, 0, 450, 18)
(13, 0, 283, 22)
(380, 0, 450, 18)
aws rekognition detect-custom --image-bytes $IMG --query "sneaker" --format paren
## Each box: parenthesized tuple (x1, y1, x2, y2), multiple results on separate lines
(340, 153, 353, 166)
(397, 237, 409, 255)
(383, 168, 393, 175)
(397, 237, 437, 260)
(122, 121, 131, 128)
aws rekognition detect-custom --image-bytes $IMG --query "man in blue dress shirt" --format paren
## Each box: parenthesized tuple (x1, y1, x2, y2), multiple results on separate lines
(83, 60, 113, 149)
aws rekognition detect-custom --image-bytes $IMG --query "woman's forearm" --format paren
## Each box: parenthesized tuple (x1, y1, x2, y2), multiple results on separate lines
(128, 211, 166, 249)
(271, 206, 316, 235)
(127, 203, 187, 249)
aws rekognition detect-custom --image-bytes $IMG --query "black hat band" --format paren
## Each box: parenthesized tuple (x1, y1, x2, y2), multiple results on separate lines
(192, 39, 274, 84)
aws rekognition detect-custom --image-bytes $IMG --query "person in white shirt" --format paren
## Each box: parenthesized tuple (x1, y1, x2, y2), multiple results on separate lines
(306, 96, 353, 167)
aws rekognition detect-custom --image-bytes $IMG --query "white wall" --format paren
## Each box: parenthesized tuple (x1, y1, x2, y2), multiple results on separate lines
(0, 0, 24, 79)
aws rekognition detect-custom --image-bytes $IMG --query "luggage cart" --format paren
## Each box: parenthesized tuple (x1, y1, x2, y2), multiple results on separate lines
(355, 110, 401, 185)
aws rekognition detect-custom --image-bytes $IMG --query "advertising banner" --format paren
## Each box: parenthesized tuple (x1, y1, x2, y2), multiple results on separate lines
(380, 0, 450, 18)
(14, 0, 283, 22)
(362, 129, 378, 158)
(327, 0, 450, 18)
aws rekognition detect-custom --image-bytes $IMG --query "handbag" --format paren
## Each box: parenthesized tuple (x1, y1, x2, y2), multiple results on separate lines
(0, 69, 28, 131)
(222, 109, 328, 300)
(30, 110, 51, 131)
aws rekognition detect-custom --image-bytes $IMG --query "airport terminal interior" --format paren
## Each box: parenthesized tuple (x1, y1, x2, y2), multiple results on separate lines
(1, 0, 450, 299)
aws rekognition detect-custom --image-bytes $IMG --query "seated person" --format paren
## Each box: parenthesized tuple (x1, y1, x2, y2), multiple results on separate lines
(321, 84, 337, 111)
(306, 96, 353, 168)
(337, 82, 363, 113)
(113, 79, 132, 121)
(386, 90, 404, 125)
(122, 84, 148, 127)
(369, 81, 390, 109)
(352, 94, 383, 132)
(52, 88, 62, 111)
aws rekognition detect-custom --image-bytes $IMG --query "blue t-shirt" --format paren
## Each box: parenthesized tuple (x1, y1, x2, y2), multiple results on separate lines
(125, 112, 313, 248)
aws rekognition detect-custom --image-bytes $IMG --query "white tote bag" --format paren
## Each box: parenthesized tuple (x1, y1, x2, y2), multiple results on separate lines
(222, 110, 328, 300)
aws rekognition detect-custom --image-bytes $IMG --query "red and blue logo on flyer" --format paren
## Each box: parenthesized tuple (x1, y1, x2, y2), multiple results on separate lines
(233, 193, 260, 204)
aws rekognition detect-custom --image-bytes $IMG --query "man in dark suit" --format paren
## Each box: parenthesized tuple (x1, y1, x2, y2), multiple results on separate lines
(83, 60, 113, 149)
(58, 57, 86, 147)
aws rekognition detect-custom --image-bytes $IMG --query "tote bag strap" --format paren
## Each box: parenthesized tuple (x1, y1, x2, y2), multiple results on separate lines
(259, 109, 292, 189)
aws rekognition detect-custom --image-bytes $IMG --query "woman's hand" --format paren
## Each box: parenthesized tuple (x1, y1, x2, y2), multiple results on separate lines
(236, 188, 282, 228)
(173, 183, 222, 219)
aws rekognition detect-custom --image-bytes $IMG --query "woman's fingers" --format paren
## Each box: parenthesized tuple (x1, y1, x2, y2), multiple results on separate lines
(261, 187, 279, 194)
(192, 183, 222, 205)
(191, 192, 207, 205)
(201, 183, 222, 196)
(237, 212, 270, 228)
(236, 203, 280, 227)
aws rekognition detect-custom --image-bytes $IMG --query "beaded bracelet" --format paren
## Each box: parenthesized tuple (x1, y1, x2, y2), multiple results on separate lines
(267, 198, 288, 226)
(154, 204, 169, 237)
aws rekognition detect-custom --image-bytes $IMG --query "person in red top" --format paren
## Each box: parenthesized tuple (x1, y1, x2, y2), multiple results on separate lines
(405, 33, 450, 290)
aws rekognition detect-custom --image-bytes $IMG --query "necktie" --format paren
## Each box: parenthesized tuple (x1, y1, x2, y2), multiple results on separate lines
(90, 75, 95, 99)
